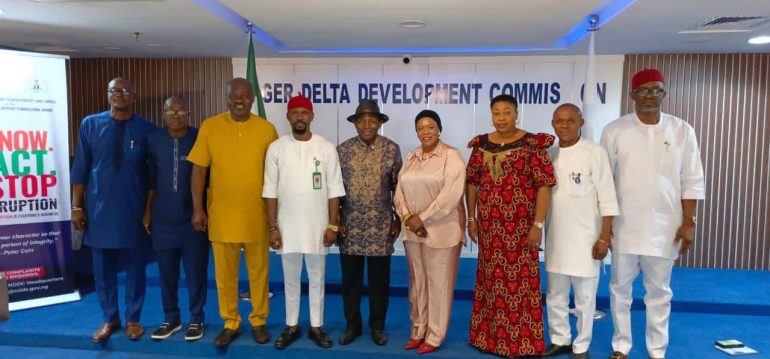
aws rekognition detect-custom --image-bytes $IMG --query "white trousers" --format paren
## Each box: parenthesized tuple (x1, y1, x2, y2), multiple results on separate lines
(281, 253, 326, 327)
(610, 253, 674, 358)
(546, 272, 599, 354)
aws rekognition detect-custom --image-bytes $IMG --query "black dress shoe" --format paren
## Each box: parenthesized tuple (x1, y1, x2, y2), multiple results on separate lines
(213, 328, 240, 348)
(252, 325, 271, 344)
(544, 344, 572, 356)
(338, 329, 361, 345)
(308, 327, 333, 348)
(571, 352, 590, 359)
(274, 326, 301, 350)
(371, 330, 388, 346)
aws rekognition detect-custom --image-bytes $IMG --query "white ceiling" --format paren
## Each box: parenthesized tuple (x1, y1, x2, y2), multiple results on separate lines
(0, 0, 768, 58)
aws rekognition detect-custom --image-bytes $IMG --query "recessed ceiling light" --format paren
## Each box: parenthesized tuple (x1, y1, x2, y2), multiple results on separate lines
(104, 46, 121, 50)
(748, 35, 770, 45)
(146, 43, 164, 47)
(400, 20, 426, 29)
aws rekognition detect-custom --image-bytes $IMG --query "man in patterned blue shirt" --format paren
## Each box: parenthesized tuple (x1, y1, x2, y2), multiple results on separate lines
(336, 100, 402, 346)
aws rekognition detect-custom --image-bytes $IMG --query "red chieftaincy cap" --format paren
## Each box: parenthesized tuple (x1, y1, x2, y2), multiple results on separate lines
(287, 93, 313, 112)
(631, 68, 665, 91)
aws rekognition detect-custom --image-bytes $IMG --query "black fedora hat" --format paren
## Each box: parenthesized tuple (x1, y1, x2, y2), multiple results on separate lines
(346, 99, 389, 123)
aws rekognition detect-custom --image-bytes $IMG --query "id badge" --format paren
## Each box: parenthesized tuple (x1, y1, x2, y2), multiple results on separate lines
(312, 157, 322, 190)
(312, 172, 322, 189)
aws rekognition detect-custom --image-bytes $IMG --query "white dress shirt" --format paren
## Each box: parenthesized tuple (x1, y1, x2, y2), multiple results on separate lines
(546, 138, 619, 277)
(263, 134, 346, 255)
(600, 112, 705, 259)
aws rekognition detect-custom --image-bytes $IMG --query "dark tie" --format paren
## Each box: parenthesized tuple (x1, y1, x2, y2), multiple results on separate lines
(113, 120, 126, 171)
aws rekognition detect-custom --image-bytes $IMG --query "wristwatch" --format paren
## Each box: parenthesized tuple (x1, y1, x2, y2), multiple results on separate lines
(533, 221, 544, 229)
(327, 224, 339, 232)
(686, 216, 697, 225)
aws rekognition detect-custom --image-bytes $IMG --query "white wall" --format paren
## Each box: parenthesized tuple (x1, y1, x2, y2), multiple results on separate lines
(234, 55, 625, 256)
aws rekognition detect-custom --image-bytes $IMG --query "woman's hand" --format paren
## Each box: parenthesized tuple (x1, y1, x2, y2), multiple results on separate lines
(405, 215, 425, 234)
(468, 221, 478, 243)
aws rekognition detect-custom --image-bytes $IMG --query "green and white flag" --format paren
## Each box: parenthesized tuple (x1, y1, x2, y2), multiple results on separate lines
(246, 35, 267, 119)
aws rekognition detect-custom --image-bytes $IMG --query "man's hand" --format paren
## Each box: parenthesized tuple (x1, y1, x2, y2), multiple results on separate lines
(389, 216, 401, 244)
(269, 230, 282, 250)
(526, 226, 542, 250)
(72, 210, 87, 231)
(592, 239, 609, 260)
(674, 220, 695, 255)
(142, 210, 151, 235)
(323, 229, 338, 247)
(191, 208, 208, 232)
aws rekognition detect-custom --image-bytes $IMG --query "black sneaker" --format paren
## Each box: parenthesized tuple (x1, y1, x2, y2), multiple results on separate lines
(151, 322, 182, 340)
(185, 323, 205, 341)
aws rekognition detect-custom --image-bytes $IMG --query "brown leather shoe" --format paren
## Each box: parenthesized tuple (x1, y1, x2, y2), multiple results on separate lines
(252, 325, 271, 344)
(92, 320, 121, 343)
(126, 322, 144, 340)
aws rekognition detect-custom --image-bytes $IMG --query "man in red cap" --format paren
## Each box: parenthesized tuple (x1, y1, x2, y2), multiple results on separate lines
(263, 93, 346, 350)
(600, 69, 705, 359)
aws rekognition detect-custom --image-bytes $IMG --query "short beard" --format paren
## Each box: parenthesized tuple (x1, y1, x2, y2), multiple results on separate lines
(292, 127, 307, 135)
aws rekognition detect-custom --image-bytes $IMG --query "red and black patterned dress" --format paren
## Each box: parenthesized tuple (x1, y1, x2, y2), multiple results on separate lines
(466, 133, 556, 357)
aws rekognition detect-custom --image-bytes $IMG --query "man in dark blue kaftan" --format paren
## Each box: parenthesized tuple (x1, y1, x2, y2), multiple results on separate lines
(71, 77, 155, 343)
(144, 96, 209, 342)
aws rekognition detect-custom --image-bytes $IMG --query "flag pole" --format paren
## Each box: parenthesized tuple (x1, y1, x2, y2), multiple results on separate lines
(245, 21, 268, 119)
(581, 14, 600, 142)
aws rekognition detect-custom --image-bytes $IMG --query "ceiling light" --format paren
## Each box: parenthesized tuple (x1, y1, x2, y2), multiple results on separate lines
(104, 46, 121, 50)
(146, 43, 164, 47)
(748, 36, 770, 45)
(400, 20, 426, 29)
(0, 9, 5, 15)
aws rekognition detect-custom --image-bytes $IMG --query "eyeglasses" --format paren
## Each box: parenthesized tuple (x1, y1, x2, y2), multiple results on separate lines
(108, 87, 134, 95)
(633, 87, 665, 97)
(164, 110, 190, 117)
(552, 118, 580, 126)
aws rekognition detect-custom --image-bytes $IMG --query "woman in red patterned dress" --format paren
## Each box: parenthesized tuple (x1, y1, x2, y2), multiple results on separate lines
(466, 94, 556, 357)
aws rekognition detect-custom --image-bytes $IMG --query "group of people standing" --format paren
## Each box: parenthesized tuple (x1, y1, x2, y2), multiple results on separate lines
(71, 67, 704, 359)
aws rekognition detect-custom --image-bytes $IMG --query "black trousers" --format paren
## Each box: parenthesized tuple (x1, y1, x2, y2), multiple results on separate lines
(339, 253, 391, 332)
(156, 240, 210, 324)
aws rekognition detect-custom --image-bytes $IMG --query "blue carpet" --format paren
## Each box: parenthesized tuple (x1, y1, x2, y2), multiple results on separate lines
(1, 252, 769, 358)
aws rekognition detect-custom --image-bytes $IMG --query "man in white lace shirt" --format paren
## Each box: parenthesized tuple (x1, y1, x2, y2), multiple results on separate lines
(600, 68, 705, 359)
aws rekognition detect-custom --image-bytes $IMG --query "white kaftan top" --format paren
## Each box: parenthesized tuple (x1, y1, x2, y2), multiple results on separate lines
(263, 134, 346, 255)
(600, 113, 705, 260)
(545, 138, 619, 277)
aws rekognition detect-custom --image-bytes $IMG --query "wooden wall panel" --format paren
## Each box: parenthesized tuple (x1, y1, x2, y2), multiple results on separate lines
(622, 54, 770, 269)
(67, 58, 232, 154)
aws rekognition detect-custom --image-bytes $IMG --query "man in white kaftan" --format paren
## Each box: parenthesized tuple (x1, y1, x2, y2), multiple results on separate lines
(600, 69, 705, 359)
(544, 104, 619, 359)
(263, 94, 345, 350)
